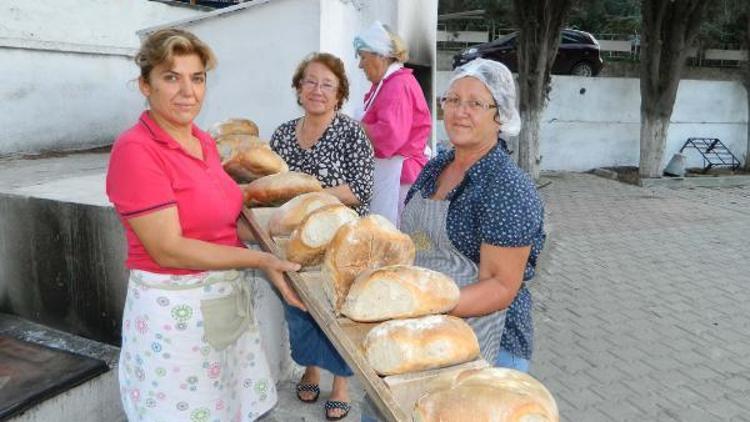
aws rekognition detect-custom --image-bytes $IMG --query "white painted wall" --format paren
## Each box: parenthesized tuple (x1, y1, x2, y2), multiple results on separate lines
(146, 0, 323, 138)
(0, 0, 205, 156)
(1, 0, 201, 48)
(1, 49, 141, 155)
(139, 0, 437, 139)
(436, 72, 749, 171)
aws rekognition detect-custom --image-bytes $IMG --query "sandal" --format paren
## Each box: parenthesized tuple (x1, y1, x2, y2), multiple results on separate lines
(324, 400, 351, 421)
(295, 383, 320, 403)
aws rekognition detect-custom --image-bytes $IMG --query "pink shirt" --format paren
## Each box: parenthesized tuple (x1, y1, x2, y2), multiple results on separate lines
(361, 68, 432, 184)
(106, 111, 243, 275)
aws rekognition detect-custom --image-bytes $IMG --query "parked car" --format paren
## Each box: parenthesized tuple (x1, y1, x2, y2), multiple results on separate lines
(452, 29, 604, 76)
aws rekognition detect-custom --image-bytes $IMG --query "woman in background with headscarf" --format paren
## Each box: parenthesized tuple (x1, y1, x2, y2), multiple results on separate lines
(353, 21, 431, 226)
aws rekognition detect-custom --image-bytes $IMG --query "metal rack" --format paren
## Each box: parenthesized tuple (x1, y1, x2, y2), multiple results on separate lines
(679, 137, 742, 173)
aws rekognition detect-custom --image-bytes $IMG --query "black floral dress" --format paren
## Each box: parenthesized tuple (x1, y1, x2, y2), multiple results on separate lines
(270, 113, 374, 215)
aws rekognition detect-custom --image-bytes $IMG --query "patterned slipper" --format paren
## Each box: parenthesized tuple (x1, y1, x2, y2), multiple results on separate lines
(324, 400, 351, 421)
(295, 383, 320, 403)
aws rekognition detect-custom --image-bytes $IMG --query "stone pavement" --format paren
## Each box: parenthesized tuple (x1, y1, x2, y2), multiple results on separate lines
(263, 173, 750, 421)
(531, 173, 750, 422)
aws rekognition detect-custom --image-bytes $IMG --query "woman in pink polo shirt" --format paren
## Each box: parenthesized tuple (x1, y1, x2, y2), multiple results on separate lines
(106, 29, 303, 421)
(353, 21, 432, 226)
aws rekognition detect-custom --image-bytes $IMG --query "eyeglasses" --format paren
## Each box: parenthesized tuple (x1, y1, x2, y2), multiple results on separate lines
(440, 96, 497, 113)
(301, 78, 338, 94)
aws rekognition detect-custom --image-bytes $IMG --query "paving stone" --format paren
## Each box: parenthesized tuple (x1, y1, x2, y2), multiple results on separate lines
(531, 174, 750, 421)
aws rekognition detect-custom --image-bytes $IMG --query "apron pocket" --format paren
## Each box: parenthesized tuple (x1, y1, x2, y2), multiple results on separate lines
(200, 286, 253, 351)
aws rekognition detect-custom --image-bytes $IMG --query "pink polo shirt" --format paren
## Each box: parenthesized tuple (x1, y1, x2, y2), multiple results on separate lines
(361, 68, 432, 184)
(106, 111, 244, 275)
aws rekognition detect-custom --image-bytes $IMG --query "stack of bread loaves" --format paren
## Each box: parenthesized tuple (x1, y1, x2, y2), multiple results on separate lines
(325, 223, 478, 376)
(413, 367, 559, 422)
(266, 197, 478, 377)
(209, 118, 288, 183)
(322, 215, 416, 312)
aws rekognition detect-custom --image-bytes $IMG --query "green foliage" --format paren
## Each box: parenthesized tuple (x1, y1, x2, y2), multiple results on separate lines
(567, 0, 640, 34)
(439, 0, 747, 46)
(696, 0, 749, 48)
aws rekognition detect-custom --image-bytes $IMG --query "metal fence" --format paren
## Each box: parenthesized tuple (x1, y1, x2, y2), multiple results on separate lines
(437, 27, 748, 67)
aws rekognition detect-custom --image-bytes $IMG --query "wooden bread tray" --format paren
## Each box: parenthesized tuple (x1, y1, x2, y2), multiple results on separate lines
(242, 207, 488, 422)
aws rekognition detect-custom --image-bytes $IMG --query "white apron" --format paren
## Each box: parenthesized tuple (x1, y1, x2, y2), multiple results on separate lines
(119, 269, 277, 421)
(356, 63, 405, 225)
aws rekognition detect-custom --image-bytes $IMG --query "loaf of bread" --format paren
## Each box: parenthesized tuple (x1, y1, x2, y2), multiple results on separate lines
(363, 315, 479, 376)
(413, 367, 559, 422)
(267, 192, 342, 237)
(321, 215, 415, 313)
(341, 265, 459, 322)
(242, 172, 323, 206)
(209, 117, 259, 138)
(216, 134, 288, 183)
(286, 204, 359, 266)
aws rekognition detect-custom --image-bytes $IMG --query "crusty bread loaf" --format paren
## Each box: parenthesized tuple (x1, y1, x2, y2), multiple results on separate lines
(363, 315, 479, 376)
(286, 204, 359, 266)
(342, 265, 459, 322)
(238, 143, 287, 175)
(209, 117, 259, 138)
(413, 367, 559, 422)
(321, 215, 415, 314)
(267, 192, 342, 237)
(216, 135, 288, 183)
(242, 172, 323, 206)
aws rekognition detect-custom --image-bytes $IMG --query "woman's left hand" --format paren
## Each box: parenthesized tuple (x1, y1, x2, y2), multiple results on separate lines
(261, 255, 307, 311)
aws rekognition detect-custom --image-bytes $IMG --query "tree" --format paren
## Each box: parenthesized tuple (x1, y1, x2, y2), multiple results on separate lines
(639, 0, 715, 178)
(512, 0, 575, 179)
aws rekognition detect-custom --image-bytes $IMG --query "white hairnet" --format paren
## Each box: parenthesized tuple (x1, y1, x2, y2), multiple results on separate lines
(353, 21, 393, 57)
(447, 58, 521, 136)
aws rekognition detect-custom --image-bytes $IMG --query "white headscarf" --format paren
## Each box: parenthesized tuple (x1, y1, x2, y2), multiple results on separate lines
(353, 21, 394, 58)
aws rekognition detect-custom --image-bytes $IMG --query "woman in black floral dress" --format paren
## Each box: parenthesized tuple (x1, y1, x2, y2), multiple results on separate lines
(269, 52, 373, 420)
(271, 54, 373, 216)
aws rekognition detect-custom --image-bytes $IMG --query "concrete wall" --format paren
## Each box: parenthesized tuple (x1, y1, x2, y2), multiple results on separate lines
(139, 0, 437, 139)
(0, 0, 205, 156)
(0, 189, 128, 345)
(436, 72, 749, 171)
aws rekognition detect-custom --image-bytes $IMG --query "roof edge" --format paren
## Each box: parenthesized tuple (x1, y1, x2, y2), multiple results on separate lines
(137, 0, 276, 37)
(148, 0, 214, 12)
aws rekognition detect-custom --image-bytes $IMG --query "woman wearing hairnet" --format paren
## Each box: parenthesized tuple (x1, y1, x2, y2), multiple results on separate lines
(361, 59, 546, 420)
(401, 57, 545, 369)
(352, 21, 431, 226)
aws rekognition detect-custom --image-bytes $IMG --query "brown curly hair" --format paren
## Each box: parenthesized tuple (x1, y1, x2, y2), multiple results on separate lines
(291, 52, 349, 110)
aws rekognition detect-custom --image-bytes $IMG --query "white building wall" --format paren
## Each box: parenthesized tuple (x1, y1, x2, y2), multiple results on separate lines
(140, 0, 437, 137)
(143, 0, 323, 138)
(0, 0, 205, 156)
(1, 0, 201, 48)
(436, 73, 749, 171)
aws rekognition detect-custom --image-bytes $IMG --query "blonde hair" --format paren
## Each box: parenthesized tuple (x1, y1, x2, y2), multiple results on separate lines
(135, 28, 216, 81)
(388, 31, 409, 63)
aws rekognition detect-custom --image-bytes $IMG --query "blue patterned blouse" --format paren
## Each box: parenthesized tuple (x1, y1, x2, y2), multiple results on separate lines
(405, 142, 545, 360)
